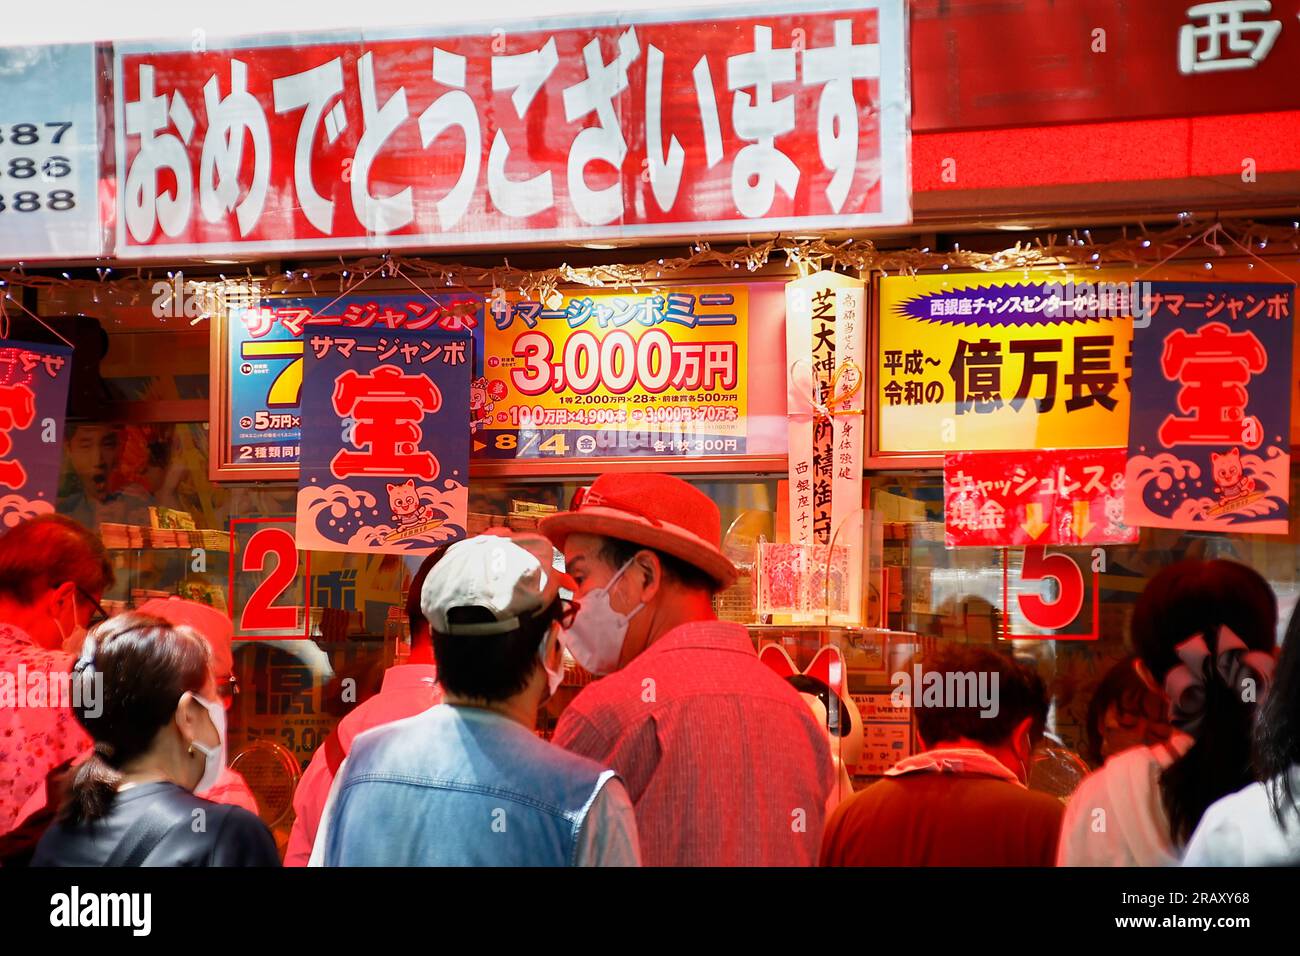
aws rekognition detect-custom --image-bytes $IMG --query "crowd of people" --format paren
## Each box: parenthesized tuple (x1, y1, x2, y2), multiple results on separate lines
(2, 472, 1299, 867)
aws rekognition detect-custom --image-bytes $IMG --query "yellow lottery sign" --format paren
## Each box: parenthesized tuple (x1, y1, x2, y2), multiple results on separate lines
(480, 285, 749, 460)
(877, 271, 1134, 454)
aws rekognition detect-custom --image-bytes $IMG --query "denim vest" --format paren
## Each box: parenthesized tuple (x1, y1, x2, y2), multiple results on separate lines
(323, 704, 614, 866)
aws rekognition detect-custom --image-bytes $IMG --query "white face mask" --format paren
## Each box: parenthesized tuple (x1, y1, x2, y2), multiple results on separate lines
(189, 694, 227, 794)
(559, 559, 644, 677)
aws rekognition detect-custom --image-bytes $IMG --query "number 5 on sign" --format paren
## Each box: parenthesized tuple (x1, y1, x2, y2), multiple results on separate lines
(229, 518, 312, 637)
(1000, 546, 1099, 640)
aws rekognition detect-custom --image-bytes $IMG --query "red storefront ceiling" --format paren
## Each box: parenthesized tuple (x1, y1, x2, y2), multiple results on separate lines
(909, 0, 1300, 193)
(913, 110, 1300, 192)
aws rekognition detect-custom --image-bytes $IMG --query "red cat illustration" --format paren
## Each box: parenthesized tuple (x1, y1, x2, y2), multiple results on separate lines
(387, 479, 435, 527)
(1211, 447, 1255, 502)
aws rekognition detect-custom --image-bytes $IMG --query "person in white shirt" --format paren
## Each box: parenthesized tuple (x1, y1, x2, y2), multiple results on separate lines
(1185, 602, 1300, 866)
(1058, 559, 1277, 866)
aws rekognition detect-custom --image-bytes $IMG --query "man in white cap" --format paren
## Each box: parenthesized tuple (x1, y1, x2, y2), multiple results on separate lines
(311, 535, 640, 866)
(540, 472, 834, 866)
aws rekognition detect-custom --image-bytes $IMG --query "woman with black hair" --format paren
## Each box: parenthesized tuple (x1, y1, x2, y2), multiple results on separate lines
(1183, 602, 1300, 865)
(1083, 656, 1172, 769)
(1057, 559, 1277, 866)
(31, 613, 279, 867)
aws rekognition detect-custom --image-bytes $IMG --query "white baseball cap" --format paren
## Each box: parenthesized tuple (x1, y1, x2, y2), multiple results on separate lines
(421, 536, 561, 636)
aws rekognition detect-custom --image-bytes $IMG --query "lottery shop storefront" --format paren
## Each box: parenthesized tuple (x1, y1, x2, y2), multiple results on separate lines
(10, 0, 1300, 850)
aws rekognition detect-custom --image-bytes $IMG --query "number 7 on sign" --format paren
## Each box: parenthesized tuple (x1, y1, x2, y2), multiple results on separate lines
(242, 340, 304, 407)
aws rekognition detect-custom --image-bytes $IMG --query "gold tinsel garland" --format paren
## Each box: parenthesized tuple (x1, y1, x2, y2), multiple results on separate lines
(0, 217, 1297, 327)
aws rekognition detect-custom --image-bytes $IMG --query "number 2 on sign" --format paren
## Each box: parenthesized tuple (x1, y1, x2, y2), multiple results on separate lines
(240, 527, 303, 631)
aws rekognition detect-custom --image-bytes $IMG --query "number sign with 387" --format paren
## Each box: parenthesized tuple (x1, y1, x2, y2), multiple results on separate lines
(0, 45, 102, 259)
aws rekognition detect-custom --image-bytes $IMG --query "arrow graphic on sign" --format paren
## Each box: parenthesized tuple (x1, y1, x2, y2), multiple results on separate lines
(1073, 500, 1095, 539)
(473, 439, 486, 453)
(1021, 502, 1049, 540)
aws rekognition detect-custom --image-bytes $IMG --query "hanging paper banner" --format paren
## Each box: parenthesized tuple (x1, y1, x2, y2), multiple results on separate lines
(216, 293, 483, 478)
(877, 271, 1134, 454)
(1126, 281, 1294, 534)
(0, 340, 73, 527)
(479, 285, 749, 460)
(296, 326, 471, 554)
(944, 447, 1137, 548)
(784, 271, 865, 623)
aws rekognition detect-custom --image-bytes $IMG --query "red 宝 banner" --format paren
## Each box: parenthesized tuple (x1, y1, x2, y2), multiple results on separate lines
(111, 3, 909, 259)
(944, 447, 1138, 548)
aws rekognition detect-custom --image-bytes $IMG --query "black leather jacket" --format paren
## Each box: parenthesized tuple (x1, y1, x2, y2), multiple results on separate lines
(31, 782, 280, 867)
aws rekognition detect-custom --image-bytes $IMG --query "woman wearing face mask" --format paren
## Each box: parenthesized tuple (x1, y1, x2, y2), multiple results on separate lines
(0, 514, 113, 839)
(31, 613, 280, 867)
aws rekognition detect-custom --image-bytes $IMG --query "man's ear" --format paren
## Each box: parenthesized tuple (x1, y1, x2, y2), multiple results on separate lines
(632, 549, 664, 600)
(48, 580, 77, 613)
(1012, 716, 1035, 761)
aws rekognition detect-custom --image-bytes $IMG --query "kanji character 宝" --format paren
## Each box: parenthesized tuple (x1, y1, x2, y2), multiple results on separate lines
(330, 365, 441, 480)
(949, 338, 1004, 414)
(1159, 321, 1267, 446)
(199, 59, 270, 236)
(123, 64, 195, 242)
(0, 384, 35, 490)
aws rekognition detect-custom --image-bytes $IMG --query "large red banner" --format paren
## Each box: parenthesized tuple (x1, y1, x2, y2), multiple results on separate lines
(111, 3, 909, 259)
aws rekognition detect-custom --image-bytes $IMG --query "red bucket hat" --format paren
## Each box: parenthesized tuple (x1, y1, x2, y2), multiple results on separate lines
(539, 473, 738, 590)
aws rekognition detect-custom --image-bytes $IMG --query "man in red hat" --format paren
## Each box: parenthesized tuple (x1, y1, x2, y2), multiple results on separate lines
(540, 473, 833, 866)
